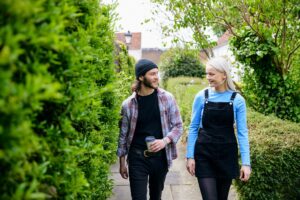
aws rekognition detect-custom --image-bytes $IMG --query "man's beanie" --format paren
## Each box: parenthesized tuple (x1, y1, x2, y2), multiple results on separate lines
(135, 59, 158, 78)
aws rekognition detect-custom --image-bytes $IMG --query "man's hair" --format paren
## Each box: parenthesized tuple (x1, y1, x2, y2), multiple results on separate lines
(131, 79, 142, 92)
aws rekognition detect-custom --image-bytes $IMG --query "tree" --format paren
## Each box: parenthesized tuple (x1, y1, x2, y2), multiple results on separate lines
(151, 0, 300, 61)
(151, 0, 300, 122)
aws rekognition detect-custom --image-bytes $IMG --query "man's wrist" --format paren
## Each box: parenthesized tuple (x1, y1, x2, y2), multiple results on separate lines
(119, 156, 126, 165)
(162, 137, 168, 146)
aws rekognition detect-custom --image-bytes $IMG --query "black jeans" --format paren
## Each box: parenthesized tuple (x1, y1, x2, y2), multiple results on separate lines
(128, 149, 168, 200)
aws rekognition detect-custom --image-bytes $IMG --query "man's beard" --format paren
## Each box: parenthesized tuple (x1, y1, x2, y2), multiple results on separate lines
(142, 76, 158, 89)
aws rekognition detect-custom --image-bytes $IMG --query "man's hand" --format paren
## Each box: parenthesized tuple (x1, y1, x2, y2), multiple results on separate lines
(150, 137, 170, 152)
(119, 156, 128, 179)
(186, 158, 195, 176)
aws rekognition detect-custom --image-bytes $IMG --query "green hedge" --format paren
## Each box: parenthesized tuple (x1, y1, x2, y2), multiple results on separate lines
(234, 110, 300, 200)
(114, 41, 135, 101)
(160, 48, 205, 83)
(166, 77, 300, 199)
(230, 28, 300, 123)
(164, 77, 206, 141)
(0, 0, 118, 199)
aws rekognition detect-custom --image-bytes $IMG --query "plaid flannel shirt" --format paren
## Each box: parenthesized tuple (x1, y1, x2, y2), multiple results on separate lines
(117, 88, 183, 168)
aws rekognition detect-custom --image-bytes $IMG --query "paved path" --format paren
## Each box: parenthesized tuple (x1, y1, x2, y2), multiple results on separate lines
(109, 141, 238, 200)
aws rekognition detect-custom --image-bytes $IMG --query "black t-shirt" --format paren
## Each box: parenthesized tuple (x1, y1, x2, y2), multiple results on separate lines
(131, 90, 163, 150)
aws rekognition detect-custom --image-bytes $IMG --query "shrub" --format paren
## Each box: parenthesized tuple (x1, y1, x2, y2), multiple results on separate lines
(0, 0, 118, 199)
(114, 41, 135, 101)
(234, 109, 300, 200)
(160, 48, 205, 83)
(165, 77, 207, 141)
(230, 28, 300, 122)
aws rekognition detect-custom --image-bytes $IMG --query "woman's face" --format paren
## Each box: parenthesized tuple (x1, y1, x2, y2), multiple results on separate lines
(205, 65, 226, 88)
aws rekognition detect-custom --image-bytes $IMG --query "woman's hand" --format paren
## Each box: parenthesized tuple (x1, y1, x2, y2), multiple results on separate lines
(240, 165, 251, 182)
(186, 158, 196, 176)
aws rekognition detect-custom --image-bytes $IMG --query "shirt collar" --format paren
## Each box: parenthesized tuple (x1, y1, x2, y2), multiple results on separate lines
(129, 87, 166, 103)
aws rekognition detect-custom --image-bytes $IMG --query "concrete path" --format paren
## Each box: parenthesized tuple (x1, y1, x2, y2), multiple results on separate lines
(109, 141, 238, 200)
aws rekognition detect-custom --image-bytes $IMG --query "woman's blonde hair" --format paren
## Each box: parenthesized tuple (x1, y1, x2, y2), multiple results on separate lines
(206, 56, 236, 91)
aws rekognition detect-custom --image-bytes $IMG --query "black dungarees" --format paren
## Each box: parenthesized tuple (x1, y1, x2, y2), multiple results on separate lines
(194, 89, 239, 179)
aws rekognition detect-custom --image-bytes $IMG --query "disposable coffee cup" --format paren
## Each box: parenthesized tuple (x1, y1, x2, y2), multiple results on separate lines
(145, 136, 155, 152)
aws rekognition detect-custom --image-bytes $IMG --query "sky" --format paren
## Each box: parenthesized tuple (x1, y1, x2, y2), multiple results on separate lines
(103, 0, 177, 48)
(102, 0, 217, 48)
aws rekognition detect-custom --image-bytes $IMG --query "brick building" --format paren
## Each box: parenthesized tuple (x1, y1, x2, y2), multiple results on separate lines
(115, 32, 142, 61)
(141, 48, 165, 65)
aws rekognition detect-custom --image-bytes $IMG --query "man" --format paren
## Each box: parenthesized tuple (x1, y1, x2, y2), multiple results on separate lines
(117, 59, 183, 200)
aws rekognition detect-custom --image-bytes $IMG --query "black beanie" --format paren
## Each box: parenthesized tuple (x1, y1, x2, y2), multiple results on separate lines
(135, 59, 158, 78)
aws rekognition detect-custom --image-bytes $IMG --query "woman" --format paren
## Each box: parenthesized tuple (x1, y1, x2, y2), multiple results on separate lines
(186, 57, 251, 200)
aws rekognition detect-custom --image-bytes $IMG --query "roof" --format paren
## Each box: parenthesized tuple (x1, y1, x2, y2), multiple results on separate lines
(217, 30, 232, 46)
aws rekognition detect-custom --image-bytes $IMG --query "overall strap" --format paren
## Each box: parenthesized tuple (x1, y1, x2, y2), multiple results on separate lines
(204, 89, 209, 104)
(229, 92, 237, 105)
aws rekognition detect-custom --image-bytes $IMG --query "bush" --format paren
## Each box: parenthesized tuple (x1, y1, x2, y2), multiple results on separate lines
(160, 48, 205, 83)
(234, 110, 300, 200)
(164, 77, 207, 141)
(230, 28, 300, 122)
(114, 41, 135, 101)
(0, 0, 118, 199)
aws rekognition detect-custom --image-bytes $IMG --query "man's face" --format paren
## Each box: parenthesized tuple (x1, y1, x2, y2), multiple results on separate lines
(140, 68, 159, 89)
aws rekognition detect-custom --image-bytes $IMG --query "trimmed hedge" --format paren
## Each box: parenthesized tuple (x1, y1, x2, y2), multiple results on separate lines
(160, 48, 205, 83)
(234, 110, 300, 200)
(164, 77, 206, 141)
(0, 0, 118, 199)
(114, 41, 135, 101)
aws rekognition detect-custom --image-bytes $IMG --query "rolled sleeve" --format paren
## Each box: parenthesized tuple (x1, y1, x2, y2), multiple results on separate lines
(166, 96, 183, 143)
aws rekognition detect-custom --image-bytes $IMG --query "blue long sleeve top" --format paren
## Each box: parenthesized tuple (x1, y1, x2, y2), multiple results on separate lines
(186, 88, 251, 165)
